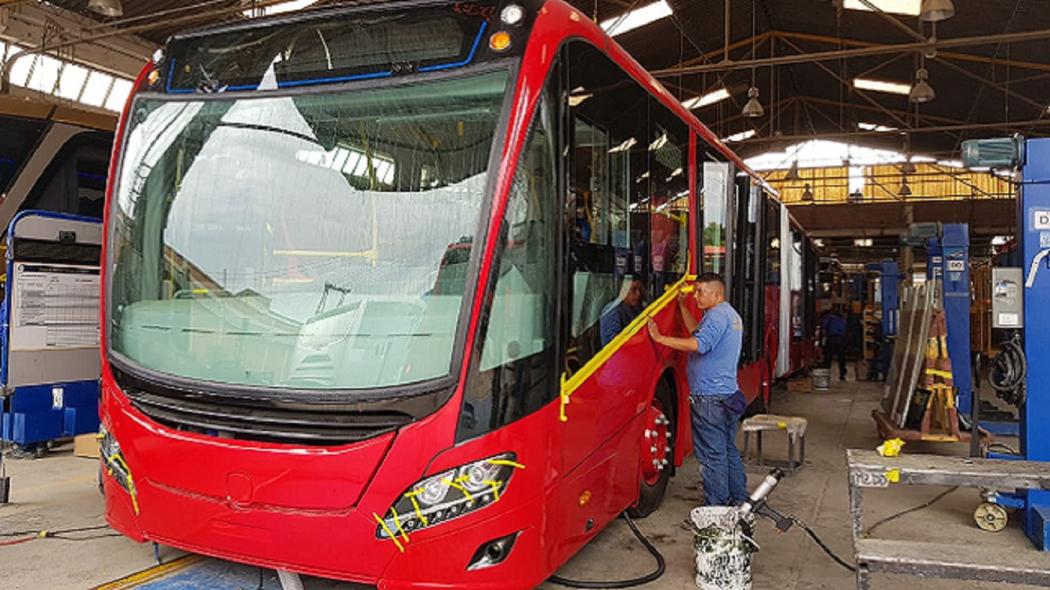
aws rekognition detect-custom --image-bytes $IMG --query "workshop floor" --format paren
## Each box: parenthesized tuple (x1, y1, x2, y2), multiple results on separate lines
(0, 375, 1040, 589)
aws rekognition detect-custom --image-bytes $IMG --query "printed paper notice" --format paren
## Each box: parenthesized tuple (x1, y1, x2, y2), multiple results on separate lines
(11, 263, 100, 351)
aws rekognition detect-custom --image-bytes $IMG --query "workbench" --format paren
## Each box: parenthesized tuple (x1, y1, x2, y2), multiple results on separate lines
(847, 449, 1050, 588)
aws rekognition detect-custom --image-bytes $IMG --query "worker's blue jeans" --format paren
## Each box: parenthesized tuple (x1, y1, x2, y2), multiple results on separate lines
(691, 392, 749, 506)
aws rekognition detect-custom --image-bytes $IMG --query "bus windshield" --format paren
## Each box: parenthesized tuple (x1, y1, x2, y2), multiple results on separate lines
(108, 69, 509, 392)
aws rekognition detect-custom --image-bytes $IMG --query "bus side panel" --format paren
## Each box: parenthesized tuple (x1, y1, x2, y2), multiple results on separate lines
(738, 361, 764, 406)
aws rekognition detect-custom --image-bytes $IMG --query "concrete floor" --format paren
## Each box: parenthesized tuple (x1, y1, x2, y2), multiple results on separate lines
(0, 376, 1043, 589)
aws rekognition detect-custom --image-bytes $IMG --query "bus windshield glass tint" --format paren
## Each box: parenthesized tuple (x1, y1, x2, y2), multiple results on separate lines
(108, 69, 509, 391)
(164, 3, 499, 92)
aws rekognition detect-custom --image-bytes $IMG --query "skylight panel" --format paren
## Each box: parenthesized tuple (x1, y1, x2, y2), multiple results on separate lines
(601, 1, 673, 37)
(682, 88, 730, 110)
(853, 78, 911, 95)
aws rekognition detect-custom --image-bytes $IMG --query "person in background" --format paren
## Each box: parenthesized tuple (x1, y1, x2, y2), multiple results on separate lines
(600, 276, 644, 346)
(821, 305, 848, 381)
(647, 274, 747, 506)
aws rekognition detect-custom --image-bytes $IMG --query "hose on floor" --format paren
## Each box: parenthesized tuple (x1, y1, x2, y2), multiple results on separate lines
(547, 513, 665, 588)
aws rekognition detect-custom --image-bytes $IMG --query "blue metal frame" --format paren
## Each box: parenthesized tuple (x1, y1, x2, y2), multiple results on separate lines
(940, 224, 974, 420)
(0, 211, 103, 446)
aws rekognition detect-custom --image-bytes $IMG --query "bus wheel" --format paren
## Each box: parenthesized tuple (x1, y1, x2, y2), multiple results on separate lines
(630, 381, 675, 518)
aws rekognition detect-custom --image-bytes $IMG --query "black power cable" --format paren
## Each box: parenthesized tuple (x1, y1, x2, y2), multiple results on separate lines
(989, 335, 1026, 407)
(790, 517, 856, 573)
(863, 486, 960, 538)
(547, 513, 665, 589)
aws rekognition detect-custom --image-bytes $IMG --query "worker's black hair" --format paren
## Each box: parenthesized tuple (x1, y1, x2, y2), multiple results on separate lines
(696, 273, 726, 287)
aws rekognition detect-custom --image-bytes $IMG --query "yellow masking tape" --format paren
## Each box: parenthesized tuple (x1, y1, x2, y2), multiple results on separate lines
(374, 513, 405, 553)
(886, 468, 900, 483)
(389, 508, 410, 543)
(443, 477, 474, 503)
(487, 459, 526, 470)
(484, 479, 504, 502)
(560, 275, 689, 400)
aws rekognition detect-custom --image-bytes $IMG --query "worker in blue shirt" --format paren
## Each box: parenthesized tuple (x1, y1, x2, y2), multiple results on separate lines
(820, 306, 848, 381)
(648, 273, 747, 506)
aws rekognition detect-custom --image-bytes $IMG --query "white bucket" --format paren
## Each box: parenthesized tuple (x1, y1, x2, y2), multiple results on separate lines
(691, 506, 758, 590)
(812, 368, 831, 390)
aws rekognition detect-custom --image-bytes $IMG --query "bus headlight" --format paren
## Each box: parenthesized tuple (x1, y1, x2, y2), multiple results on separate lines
(99, 424, 141, 514)
(376, 452, 519, 539)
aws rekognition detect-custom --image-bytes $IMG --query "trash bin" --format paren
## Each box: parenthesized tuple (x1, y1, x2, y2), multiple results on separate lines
(691, 506, 758, 590)
(811, 368, 831, 390)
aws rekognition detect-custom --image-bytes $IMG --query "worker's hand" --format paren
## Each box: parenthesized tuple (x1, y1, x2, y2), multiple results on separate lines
(677, 290, 690, 306)
(647, 318, 662, 341)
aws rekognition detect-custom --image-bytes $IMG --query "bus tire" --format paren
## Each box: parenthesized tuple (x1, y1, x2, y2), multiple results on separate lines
(629, 379, 676, 518)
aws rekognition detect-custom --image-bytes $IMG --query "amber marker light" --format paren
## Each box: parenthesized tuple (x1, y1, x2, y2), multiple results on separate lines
(489, 31, 512, 52)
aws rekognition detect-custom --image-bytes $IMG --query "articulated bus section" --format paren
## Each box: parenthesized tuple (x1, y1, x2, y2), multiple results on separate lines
(98, 2, 816, 587)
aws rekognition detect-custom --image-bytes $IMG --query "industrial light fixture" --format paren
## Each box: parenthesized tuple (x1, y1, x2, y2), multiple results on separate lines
(742, 0, 764, 119)
(919, 0, 955, 22)
(899, 177, 912, 196)
(88, 0, 123, 17)
(742, 87, 764, 118)
(801, 183, 814, 202)
(849, 189, 864, 203)
(909, 67, 935, 103)
(785, 160, 801, 182)
(901, 159, 917, 174)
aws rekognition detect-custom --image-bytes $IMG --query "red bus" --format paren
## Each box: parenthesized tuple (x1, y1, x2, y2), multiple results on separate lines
(99, 1, 815, 587)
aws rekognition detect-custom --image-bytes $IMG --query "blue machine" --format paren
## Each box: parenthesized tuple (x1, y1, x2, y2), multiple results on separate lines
(0, 211, 102, 454)
(878, 260, 901, 338)
(929, 225, 986, 428)
(1016, 138, 1050, 550)
(966, 137, 1050, 550)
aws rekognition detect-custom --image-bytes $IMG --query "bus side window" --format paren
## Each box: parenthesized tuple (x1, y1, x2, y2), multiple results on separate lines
(458, 76, 559, 441)
(701, 158, 731, 279)
(564, 41, 649, 373)
(646, 98, 689, 293)
(732, 177, 763, 363)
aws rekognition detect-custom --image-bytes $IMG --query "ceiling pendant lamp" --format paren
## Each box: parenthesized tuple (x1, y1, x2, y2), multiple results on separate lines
(741, 0, 764, 119)
(88, 0, 123, 17)
(899, 177, 912, 197)
(743, 87, 764, 118)
(920, 0, 955, 23)
(909, 67, 935, 103)
(802, 183, 814, 202)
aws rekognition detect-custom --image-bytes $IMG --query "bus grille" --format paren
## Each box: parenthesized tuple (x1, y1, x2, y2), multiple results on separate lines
(124, 389, 412, 446)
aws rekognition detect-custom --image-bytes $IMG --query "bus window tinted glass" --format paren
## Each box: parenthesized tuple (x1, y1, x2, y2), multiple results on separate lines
(22, 134, 111, 220)
(460, 83, 557, 440)
(647, 104, 689, 292)
(165, 5, 498, 93)
(0, 117, 48, 195)
(566, 41, 650, 372)
(108, 70, 509, 391)
(703, 160, 731, 274)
